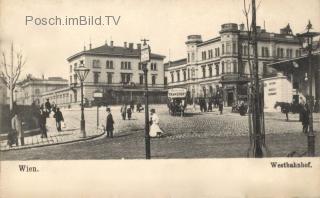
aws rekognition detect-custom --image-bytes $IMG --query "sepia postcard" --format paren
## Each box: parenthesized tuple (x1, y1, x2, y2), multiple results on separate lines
(0, 0, 319, 197)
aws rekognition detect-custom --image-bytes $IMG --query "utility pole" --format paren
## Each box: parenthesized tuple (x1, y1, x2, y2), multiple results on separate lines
(248, 0, 267, 157)
(141, 38, 151, 159)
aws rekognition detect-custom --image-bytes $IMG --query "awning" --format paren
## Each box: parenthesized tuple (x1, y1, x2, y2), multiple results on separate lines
(267, 52, 320, 72)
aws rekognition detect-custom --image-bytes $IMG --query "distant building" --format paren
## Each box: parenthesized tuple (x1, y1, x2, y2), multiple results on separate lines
(16, 75, 68, 105)
(165, 23, 302, 107)
(66, 41, 167, 105)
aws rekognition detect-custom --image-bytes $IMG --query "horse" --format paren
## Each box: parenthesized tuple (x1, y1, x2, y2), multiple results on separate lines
(274, 102, 302, 121)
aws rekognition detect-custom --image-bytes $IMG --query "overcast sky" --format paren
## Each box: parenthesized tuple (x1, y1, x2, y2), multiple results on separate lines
(0, 0, 319, 79)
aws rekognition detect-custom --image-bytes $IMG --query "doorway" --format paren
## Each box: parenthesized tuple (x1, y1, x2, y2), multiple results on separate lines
(227, 92, 234, 106)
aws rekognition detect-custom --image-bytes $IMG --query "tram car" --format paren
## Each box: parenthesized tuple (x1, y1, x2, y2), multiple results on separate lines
(167, 88, 187, 116)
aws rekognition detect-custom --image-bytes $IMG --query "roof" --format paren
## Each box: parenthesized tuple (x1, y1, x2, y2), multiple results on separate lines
(67, 44, 166, 62)
(164, 58, 187, 68)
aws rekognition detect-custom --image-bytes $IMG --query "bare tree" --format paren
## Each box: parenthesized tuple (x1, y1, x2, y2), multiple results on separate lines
(0, 42, 27, 111)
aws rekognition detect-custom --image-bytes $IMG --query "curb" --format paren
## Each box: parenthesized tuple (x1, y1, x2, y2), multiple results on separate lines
(0, 131, 106, 152)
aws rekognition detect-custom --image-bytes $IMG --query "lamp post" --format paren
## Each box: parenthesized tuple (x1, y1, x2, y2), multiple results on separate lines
(297, 20, 320, 157)
(141, 39, 151, 159)
(74, 63, 90, 138)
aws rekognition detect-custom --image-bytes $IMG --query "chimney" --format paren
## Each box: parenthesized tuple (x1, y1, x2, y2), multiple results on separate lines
(89, 43, 92, 50)
(239, 23, 245, 31)
(105, 40, 108, 46)
(42, 74, 44, 80)
(129, 43, 133, 49)
(137, 43, 141, 50)
(84, 45, 86, 51)
(110, 40, 114, 47)
(124, 42, 127, 48)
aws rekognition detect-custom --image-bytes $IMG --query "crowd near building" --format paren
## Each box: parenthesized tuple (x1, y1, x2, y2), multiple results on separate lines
(165, 23, 319, 111)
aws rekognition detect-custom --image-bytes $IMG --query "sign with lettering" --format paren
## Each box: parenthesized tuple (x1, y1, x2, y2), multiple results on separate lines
(168, 88, 187, 98)
(93, 92, 103, 98)
(141, 44, 150, 63)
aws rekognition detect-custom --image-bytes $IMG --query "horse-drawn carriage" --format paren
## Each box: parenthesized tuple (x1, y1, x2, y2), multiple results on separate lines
(167, 88, 187, 116)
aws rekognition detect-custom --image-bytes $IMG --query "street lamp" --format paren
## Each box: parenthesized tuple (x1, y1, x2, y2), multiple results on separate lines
(297, 20, 320, 157)
(140, 38, 151, 159)
(74, 63, 90, 138)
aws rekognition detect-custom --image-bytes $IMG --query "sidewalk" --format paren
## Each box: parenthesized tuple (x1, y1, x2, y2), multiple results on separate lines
(0, 115, 105, 151)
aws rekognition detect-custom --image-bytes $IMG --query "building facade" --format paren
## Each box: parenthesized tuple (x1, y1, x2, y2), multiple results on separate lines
(16, 75, 68, 105)
(67, 41, 167, 105)
(165, 23, 302, 107)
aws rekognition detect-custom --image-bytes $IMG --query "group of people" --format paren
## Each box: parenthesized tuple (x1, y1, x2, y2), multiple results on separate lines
(104, 106, 163, 139)
(199, 98, 224, 114)
(8, 99, 65, 147)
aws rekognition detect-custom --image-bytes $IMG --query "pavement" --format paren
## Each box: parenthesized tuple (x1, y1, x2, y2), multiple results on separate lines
(1, 104, 319, 155)
(0, 110, 105, 151)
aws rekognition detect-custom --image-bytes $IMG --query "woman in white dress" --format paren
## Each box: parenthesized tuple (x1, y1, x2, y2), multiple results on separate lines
(149, 109, 163, 137)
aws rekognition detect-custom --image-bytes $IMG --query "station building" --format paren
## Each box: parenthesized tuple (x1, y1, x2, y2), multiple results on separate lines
(165, 23, 302, 108)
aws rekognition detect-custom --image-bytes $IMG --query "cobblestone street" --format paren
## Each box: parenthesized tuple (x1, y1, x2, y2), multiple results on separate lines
(1, 104, 319, 160)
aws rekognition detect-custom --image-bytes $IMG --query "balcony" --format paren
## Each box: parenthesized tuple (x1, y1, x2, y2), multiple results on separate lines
(220, 73, 250, 84)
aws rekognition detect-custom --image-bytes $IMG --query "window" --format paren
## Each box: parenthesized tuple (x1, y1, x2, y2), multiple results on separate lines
(233, 61, 237, 73)
(80, 60, 84, 64)
(187, 53, 190, 63)
(164, 77, 167, 85)
(208, 50, 213, 59)
(232, 42, 237, 54)
(188, 69, 190, 79)
(106, 60, 114, 69)
(261, 47, 269, 57)
(263, 62, 268, 76)
(191, 68, 195, 79)
(73, 74, 78, 83)
(69, 76, 72, 84)
(171, 72, 174, 82)
(138, 63, 142, 70)
(121, 73, 131, 83)
(222, 44, 225, 54)
(202, 66, 206, 78)
(121, 73, 126, 83)
(93, 72, 100, 84)
(35, 89, 40, 95)
(202, 51, 207, 60)
(107, 72, 113, 84)
(295, 49, 301, 57)
(226, 61, 231, 73)
(221, 62, 225, 74)
(92, 60, 100, 68)
(215, 48, 220, 57)
(151, 63, 157, 71)
(183, 70, 186, 81)
(208, 65, 212, 77)
(243, 45, 248, 56)
(121, 61, 131, 69)
(215, 64, 219, 76)
(191, 53, 195, 62)
(139, 74, 144, 85)
(177, 70, 180, 82)
(152, 75, 156, 85)
(70, 65, 72, 73)
(226, 43, 231, 54)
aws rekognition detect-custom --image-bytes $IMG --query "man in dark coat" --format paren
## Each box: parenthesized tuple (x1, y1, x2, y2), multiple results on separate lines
(105, 108, 114, 138)
(301, 104, 310, 134)
(53, 108, 64, 132)
(39, 105, 48, 138)
(219, 100, 224, 115)
(45, 99, 51, 117)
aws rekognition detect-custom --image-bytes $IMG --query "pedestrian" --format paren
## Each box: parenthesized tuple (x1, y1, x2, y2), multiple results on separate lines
(301, 103, 309, 134)
(120, 104, 127, 120)
(45, 99, 51, 116)
(127, 107, 132, 120)
(39, 105, 48, 138)
(219, 100, 223, 115)
(136, 103, 142, 112)
(105, 108, 114, 138)
(208, 100, 213, 112)
(53, 107, 64, 132)
(11, 111, 24, 146)
(149, 109, 163, 138)
(130, 101, 135, 112)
